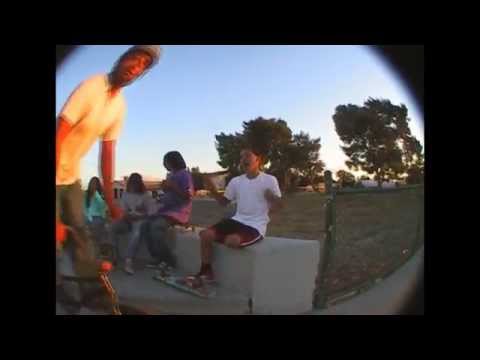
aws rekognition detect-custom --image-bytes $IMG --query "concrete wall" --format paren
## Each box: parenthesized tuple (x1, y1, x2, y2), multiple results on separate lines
(171, 228, 321, 314)
(115, 226, 321, 314)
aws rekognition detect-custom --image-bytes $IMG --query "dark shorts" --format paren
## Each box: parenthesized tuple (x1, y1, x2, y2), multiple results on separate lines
(208, 219, 263, 248)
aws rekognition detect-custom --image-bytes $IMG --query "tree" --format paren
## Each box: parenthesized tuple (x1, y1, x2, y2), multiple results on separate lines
(215, 118, 294, 186)
(242, 117, 292, 160)
(297, 176, 310, 187)
(291, 132, 325, 185)
(333, 97, 423, 187)
(215, 132, 246, 181)
(215, 117, 325, 191)
(406, 165, 424, 184)
(403, 135, 424, 185)
(406, 152, 424, 184)
(301, 161, 325, 187)
(336, 170, 356, 188)
(266, 130, 324, 191)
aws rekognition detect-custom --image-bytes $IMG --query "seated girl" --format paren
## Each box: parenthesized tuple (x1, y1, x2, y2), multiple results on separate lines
(110, 173, 155, 275)
(144, 151, 194, 270)
(84, 177, 108, 247)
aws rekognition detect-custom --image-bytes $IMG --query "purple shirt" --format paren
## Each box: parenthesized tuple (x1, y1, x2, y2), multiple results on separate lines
(157, 169, 194, 224)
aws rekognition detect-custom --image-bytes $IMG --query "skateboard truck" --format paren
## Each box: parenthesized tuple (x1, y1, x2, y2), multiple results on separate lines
(58, 226, 122, 315)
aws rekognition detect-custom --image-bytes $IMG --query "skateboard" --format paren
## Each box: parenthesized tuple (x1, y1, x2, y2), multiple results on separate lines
(153, 269, 217, 299)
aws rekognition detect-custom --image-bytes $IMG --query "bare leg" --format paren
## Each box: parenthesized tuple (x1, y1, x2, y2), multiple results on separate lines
(199, 229, 216, 264)
(224, 234, 242, 249)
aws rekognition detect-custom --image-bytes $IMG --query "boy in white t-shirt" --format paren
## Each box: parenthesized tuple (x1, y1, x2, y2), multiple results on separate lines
(56, 46, 161, 313)
(196, 148, 283, 283)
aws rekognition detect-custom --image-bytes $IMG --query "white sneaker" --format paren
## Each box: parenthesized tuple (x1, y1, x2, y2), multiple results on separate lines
(159, 262, 174, 273)
(124, 259, 135, 275)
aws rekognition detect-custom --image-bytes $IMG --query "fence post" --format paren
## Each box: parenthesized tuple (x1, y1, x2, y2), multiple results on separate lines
(414, 185, 424, 250)
(313, 170, 337, 308)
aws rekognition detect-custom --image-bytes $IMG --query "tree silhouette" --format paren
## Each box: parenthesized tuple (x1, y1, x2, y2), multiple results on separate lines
(333, 97, 423, 187)
(215, 117, 324, 190)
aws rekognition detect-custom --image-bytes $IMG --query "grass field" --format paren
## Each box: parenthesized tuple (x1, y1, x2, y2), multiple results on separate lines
(190, 187, 424, 300)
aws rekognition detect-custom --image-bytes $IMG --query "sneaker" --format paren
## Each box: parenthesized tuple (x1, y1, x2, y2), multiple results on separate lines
(184, 275, 204, 289)
(124, 259, 135, 275)
(153, 269, 165, 280)
(195, 269, 216, 284)
(146, 262, 160, 269)
(159, 262, 174, 273)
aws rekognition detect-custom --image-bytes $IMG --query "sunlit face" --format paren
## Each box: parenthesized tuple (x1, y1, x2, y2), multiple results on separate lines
(240, 149, 261, 173)
(115, 51, 152, 86)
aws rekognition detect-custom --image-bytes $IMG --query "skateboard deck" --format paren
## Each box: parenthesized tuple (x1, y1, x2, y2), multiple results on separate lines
(153, 271, 217, 299)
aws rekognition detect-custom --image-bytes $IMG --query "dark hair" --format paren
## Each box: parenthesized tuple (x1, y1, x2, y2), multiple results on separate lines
(241, 147, 265, 164)
(126, 173, 147, 194)
(163, 151, 187, 171)
(86, 177, 103, 208)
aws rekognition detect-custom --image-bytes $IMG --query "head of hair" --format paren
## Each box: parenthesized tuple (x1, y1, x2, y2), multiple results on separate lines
(86, 177, 103, 208)
(163, 151, 187, 172)
(126, 173, 147, 194)
(111, 46, 160, 85)
(242, 147, 266, 166)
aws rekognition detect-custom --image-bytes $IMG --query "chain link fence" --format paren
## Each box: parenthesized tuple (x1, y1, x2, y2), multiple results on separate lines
(313, 171, 424, 308)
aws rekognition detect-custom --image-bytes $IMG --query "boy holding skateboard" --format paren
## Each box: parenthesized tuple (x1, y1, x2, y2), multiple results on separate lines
(56, 45, 161, 312)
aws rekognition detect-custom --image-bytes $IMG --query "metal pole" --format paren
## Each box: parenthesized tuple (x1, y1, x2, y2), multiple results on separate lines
(313, 170, 337, 308)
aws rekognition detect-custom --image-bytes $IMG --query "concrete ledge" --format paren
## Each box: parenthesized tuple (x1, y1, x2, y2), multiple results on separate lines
(115, 226, 321, 314)
(171, 227, 320, 314)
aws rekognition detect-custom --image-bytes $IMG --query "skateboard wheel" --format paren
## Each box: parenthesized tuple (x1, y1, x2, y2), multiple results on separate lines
(100, 261, 113, 273)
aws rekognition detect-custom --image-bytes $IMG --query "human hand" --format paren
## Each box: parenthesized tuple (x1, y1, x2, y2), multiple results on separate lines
(56, 221, 67, 247)
(161, 179, 174, 191)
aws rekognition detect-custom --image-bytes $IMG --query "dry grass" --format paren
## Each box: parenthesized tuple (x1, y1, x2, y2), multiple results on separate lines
(190, 187, 424, 298)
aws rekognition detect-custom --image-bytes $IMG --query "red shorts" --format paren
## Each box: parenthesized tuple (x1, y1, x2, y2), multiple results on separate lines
(208, 219, 263, 248)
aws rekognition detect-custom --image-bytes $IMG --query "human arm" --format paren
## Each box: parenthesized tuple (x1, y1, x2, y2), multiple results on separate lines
(161, 178, 192, 201)
(100, 140, 123, 220)
(265, 177, 284, 213)
(204, 175, 232, 207)
(100, 103, 126, 220)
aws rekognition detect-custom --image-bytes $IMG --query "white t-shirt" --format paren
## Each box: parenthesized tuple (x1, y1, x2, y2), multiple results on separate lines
(224, 172, 282, 236)
(56, 74, 126, 185)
